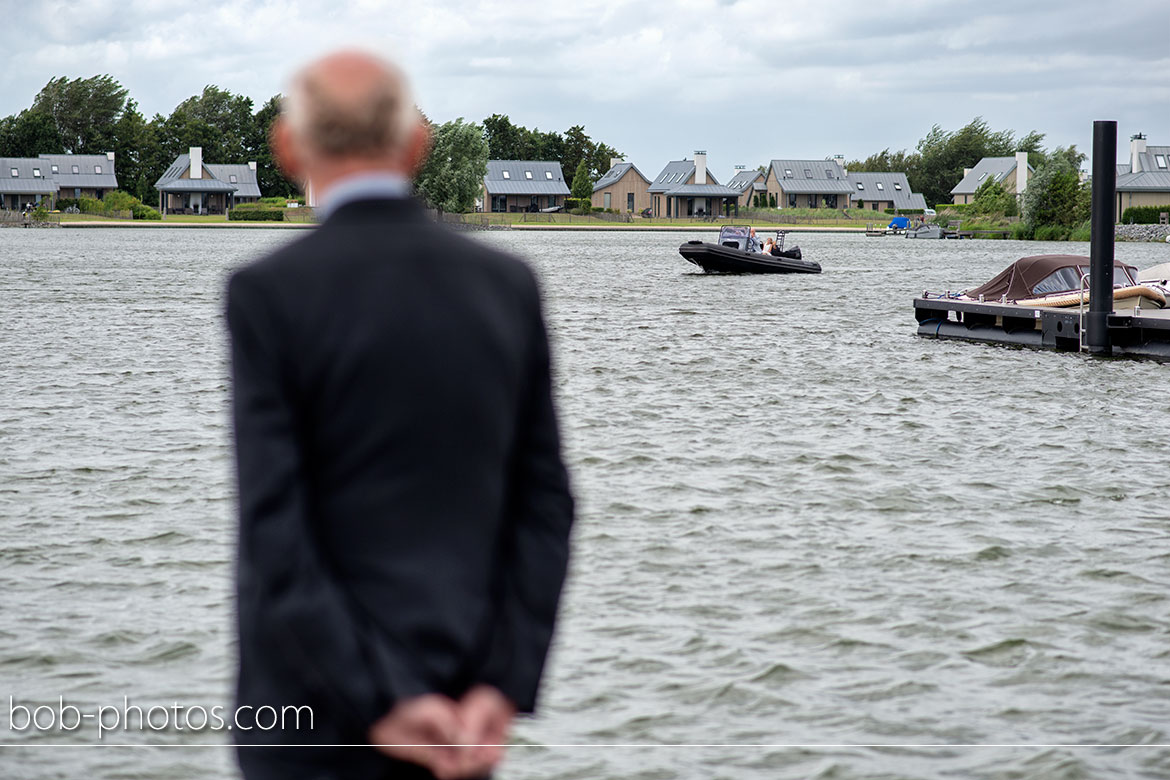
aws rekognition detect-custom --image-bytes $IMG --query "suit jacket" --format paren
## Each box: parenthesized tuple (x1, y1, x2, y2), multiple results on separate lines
(226, 197, 574, 779)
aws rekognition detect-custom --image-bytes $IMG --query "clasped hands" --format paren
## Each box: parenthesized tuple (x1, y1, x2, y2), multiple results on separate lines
(369, 685, 515, 780)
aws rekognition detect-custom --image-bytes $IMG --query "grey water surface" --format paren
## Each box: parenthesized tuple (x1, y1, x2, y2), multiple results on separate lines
(1, 227, 1168, 779)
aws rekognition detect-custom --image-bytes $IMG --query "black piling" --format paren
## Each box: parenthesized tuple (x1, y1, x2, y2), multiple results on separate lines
(1087, 120, 1117, 354)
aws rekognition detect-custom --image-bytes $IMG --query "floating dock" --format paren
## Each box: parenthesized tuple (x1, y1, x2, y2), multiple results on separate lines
(913, 297, 1170, 359)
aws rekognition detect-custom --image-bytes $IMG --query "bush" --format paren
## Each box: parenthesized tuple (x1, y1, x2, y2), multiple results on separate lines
(229, 208, 284, 221)
(1033, 224, 1071, 241)
(1120, 205, 1170, 224)
(132, 203, 162, 220)
(565, 197, 590, 211)
(768, 193, 777, 208)
(259, 196, 289, 206)
(78, 196, 105, 214)
(102, 190, 139, 212)
(1069, 220, 1091, 241)
(32, 206, 49, 222)
(56, 197, 78, 211)
(1010, 222, 1033, 240)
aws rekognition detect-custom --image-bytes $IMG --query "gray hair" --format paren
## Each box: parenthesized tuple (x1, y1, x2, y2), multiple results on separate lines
(283, 54, 416, 158)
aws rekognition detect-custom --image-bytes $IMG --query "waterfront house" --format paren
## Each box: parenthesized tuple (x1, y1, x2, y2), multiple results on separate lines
(727, 167, 766, 209)
(153, 147, 261, 215)
(845, 172, 927, 212)
(647, 152, 740, 218)
(0, 152, 118, 210)
(1115, 133, 1170, 221)
(591, 159, 651, 213)
(763, 159, 852, 209)
(950, 153, 1032, 205)
(482, 160, 570, 213)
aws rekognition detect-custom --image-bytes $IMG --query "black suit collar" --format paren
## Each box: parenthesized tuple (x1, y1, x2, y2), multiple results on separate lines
(321, 197, 428, 227)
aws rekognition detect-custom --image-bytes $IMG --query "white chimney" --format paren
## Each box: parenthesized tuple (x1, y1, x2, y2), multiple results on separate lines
(1131, 133, 1147, 173)
(831, 154, 846, 175)
(1015, 151, 1029, 194)
(963, 167, 972, 178)
(106, 151, 115, 162)
(694, 150, 707, 185)
(610, 157, 623, 169)
(248, 161, 257, 171)
(190, 147, 202, 179)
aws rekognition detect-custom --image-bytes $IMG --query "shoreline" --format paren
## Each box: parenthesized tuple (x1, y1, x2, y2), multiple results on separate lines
(56, 220, 864, 233)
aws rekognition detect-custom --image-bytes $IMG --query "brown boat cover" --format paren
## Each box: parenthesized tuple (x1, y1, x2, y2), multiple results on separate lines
(966, 255, 1135, 302)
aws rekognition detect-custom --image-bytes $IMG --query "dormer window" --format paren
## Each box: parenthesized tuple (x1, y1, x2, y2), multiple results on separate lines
(502, 171, 510, 179)
(72, 165, 79, 174)
(525, 171, 532, 179)
(33, 168, 41, 177)
(545, 171, 553, 179)
(95, 165, 102, 174)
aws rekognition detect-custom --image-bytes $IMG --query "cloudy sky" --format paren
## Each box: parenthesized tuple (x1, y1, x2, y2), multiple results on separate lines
(2, 0, 1167, 176)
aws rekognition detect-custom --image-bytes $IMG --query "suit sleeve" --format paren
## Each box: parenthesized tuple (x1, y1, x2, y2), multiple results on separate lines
(226, 270, 430, 729)
(478, 272, 575, 712)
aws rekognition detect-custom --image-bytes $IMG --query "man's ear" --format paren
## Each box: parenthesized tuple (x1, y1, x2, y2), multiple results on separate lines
(405, 120, 431, 178)
(270, 117, 304, 184)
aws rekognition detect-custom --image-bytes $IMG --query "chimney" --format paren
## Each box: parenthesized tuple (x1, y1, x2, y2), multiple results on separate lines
(1131, 133, 1147, 173)
(831, 154, 846, 174)
(963, 167, 972, 178)
(190, 147, 202, 179)
(1015, 151, 1029, 194)
(106, 151, 115, 162)
(694, 150, 707, 185)
(610, 157, 623, 169)
(248, 161, 257, 171)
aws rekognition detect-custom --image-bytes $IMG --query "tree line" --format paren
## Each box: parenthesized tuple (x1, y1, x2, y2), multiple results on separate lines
(0, 75, 625, 214)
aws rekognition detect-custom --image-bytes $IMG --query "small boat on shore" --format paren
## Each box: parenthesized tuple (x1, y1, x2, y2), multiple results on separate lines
(937, 254, 1166, 309)
(679, 226, 821, 274)
(905, 222, 943, 239)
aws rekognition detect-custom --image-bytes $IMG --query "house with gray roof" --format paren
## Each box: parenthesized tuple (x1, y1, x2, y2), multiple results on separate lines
(763, 159, 852, 210)
(647, 153, 739, 217)
(153, 146, 261, 215)
(591, 159, 651, 213)
(846, 172, 927, 212)
(950, 153, 1032, 205)
(1115, 134, 1170, 220)
(727, 167, 766, 209)
(482, 160, 570, 213)
(1, 152, 118, 210)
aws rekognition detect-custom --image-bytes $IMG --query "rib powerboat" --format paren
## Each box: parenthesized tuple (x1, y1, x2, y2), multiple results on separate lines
(679, 226, 821, 274)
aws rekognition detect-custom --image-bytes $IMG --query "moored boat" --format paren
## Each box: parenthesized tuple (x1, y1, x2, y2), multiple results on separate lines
(678, 226, 821, 274)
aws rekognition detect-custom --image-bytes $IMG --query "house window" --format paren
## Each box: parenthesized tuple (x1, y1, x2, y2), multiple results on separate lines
(788, 193, 797, 208)
(804, 169, 812, 178)
(978, 172, 987, 181)
(491, 195, 506, 212)
(95, 165, 102, 174)
(856, 182, 864, 190)
(545, 171, 553, 179)
(1157, 155, 1167, 169)
(894, 182, 902, 190)
(627, 192, 634, 211)
(525, 171, 533, 179)
(230, 174, 238, 183)
(604, 192, 611, 209)
(72, 165, 79, 174)
(33, 168, 41, 177)
(825, 169, 833, 178)
(51, 165, 58, 174)
(502, 171, 510, 179)
(876, 182, 884, 190)
(9, 168, 17, 177)
(872, 202, 879, 210)
(784, 168, 792, 177)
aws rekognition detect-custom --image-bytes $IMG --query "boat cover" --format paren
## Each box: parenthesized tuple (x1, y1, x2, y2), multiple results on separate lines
(966, 255, 1138, 302)
(888, 217, 910, 229)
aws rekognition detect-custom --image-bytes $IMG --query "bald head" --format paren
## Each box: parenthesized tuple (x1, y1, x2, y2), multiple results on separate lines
(284, 51, 417, 160)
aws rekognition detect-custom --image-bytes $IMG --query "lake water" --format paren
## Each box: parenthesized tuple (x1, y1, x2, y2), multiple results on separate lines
(2, 227, 1168, 779)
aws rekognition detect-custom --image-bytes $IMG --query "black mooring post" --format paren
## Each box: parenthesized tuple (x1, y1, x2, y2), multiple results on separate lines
(1087, 120, 1117, 354)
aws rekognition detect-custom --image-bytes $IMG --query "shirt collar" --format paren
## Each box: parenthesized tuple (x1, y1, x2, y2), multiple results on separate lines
(317, 172, 413, 221)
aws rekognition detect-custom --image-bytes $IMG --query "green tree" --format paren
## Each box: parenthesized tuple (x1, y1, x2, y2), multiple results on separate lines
(570, 159, 592, 200)
(1021, 157, 1088, 231)
(482, 114, 524, 160)
(110, 99, 152, 202)
(253, 95, 298, 197)
(562, 125, 591, 185)
(415, 118, 488, 213)
(31, 75, 129, 153)
(971, 176, 1017, 217)
(911, 117, 1034, 206)
(0, 109, 64, 156)
(161, 85, 258, 163)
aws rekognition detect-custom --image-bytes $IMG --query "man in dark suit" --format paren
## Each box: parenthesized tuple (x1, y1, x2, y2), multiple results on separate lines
(226, 51, 574, 780)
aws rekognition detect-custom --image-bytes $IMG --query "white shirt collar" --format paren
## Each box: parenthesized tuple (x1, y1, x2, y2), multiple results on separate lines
(317, 172, 412, 221)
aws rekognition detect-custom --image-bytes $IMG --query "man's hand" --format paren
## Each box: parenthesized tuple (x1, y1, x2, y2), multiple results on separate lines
(368, 686, 516, 779)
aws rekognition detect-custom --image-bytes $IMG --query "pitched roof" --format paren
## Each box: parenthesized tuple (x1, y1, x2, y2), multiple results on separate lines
(950, 156, 1031, 195)
(846, 172, 927, 210)
(1129, 145, 1170, 175)
(663, 183, 741, 197)
(1115, 170, 1170, 192)
(0, 158, 59, 194)
(768, 159, 852, 194)
(483, 160, 571, 195)
(207, 164, 261, 198)
(726, 169, 763, 193)
(648, 159, 720, 193)
(592, 162, 650, 193)
(37, 154, 118, 190)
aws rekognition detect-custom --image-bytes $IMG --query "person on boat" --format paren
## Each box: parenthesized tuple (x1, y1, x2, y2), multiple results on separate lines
(747, 227, 762, 253)
(761, 236, 775, 255)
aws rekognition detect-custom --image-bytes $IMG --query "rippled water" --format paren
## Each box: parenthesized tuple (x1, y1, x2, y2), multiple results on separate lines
(2, 227, 1168, 779)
